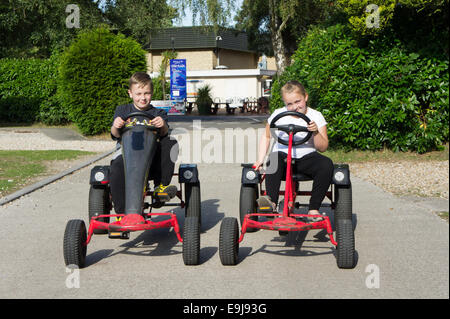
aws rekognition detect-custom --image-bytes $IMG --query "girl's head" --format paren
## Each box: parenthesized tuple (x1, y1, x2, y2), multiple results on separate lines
(281, 80, 308, 114)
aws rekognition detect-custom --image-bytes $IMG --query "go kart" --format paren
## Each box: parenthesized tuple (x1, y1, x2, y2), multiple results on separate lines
(63, 112, 201, 268)
(219, 111, 355, 269)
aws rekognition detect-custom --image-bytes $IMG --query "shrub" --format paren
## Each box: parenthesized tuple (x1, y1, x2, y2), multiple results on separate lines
(58, 26, 147, 135)
(272, 24, 449, 153)
(151, 76, 164, 100)
(0, 55, 66, 124)
(196, 85, 213, 115)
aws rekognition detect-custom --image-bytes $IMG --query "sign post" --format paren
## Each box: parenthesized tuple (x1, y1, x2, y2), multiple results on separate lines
(170, 59, 187, 101)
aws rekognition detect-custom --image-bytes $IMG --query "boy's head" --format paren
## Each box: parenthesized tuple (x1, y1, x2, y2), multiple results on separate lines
(128, 72, 153, 110)
(281, 80, 309, 114)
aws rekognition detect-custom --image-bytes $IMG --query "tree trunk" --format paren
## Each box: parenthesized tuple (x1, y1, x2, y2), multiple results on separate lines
(268, 0, 290, 75)
(271, 29, 289, 75)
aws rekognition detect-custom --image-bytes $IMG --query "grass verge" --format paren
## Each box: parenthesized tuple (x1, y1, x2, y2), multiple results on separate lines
(435, 211, 449, 222)
(0, 150, 96, 197)
(324, 144, 449, 163)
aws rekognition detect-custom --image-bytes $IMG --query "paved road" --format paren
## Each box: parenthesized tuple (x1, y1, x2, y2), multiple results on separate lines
(0, 118, 448, 299)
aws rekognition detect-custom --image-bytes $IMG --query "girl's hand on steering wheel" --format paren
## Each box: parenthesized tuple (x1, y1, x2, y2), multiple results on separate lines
(252, 161, 263, 172)
(307, 120, 318, 133)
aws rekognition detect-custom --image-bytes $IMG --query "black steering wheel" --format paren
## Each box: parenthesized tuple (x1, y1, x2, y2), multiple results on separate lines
(122, 111, 157, 133)
(269, 111, 313, 146)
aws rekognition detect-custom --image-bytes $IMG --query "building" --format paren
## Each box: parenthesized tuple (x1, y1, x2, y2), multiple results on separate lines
(147, 27, 276, 107)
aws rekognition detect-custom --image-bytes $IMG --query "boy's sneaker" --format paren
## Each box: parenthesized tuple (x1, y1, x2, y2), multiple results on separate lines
(257, 195, 277, 212)
(154, 184, 177, 202)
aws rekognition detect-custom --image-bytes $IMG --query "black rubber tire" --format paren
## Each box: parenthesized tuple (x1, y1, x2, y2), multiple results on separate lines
(182, 216, 200, 265)
(336, 219, 356, 269)
(63, 219, 87, 269)
(239, 184, 258, 233)
(185, 182, 201, 228)
(334, 185, 352, 221)
(219, 217, 239, 266)
(88, 185, 110, 234)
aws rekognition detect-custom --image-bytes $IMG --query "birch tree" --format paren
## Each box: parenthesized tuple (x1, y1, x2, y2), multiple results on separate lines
(236, 0, 333, 75)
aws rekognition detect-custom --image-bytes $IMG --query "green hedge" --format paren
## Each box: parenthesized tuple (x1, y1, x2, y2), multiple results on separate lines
(0, 55, 67, 124)
(58, 27, 147, 135)
(271, 24, 449, 153)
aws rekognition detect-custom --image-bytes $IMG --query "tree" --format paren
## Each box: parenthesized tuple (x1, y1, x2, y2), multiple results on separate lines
(0, 0, 178, 58)
(159, 50, 178, 100)
(335, 0, 449, 57)
(172, 0, 234, 29)
(103, 0, 177, 47)
(0, 0, 105, 58)
(235, 0, 335, 74)
(335, 0, 448, 36)
(172, 0, 332, 74)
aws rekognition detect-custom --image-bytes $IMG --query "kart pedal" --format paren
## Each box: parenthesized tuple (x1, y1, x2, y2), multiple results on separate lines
(155, 192, 170, 202)
(108, 231, 130, 239)
(257, 206, 273, 213)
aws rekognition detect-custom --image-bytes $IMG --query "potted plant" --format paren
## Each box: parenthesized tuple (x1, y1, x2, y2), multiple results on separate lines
(195, 84, 213, 115)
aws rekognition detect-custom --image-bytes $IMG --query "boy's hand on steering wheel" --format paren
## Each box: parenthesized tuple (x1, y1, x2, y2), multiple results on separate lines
(152, 116, 165, 128)
(113, 117, 126, 129)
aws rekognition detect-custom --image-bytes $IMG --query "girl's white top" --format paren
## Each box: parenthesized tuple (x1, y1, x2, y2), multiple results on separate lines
(267, 106, 327, 159)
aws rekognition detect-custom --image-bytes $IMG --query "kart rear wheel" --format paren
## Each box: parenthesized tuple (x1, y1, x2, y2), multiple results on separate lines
(336, 219, 356, 269)
(88, 185, 110, 234)
(239, 184, 258, 233)
(63, 219, 87, 269)
(185, 182, 201, 228)
(183, 216, 200, 265)
(219, 217, 239, 265)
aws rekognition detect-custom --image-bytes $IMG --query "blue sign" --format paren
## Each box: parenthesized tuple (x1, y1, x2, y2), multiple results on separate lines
(170, 59, 187, 100)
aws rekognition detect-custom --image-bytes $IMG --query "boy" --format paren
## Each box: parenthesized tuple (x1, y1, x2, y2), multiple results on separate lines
(109, 72, 179, 224)
(253, 80, 334, 220)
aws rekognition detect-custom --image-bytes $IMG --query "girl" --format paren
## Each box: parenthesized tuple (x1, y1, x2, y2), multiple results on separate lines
(253, 80, 334, 220)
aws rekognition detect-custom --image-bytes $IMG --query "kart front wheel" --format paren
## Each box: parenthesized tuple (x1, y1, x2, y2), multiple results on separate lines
(219, 217, 239, 266)
(183, 216, 200, 265)
(63, 219, 87, 269)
